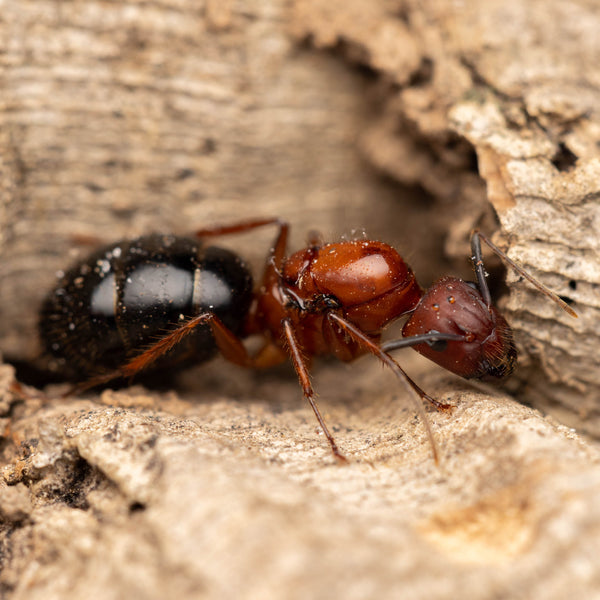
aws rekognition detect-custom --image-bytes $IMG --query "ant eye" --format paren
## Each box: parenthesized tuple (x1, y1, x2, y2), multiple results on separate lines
(428, 339, 448, 352)
(323, 295, 340, 309)
(425, 330, 448, 352)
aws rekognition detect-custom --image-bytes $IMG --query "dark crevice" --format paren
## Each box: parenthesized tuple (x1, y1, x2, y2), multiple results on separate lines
(295, 35, 380, 79)
(329, 38, 380, 80)
(61, 458, 94, 509)
(175, 168, 195, 181)
(129, 501, 147, 513)
(85, 182, 106, 193)
(393, 5, 411, 24)
(20, 455, 104, 511)
(202, 138, 217, 154)
(551, 142, 578, 172)
(408, 57, 433, 87)
(482, 262, 510, 305)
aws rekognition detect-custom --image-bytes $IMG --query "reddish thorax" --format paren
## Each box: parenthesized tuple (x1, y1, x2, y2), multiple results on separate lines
(253, 240, 422, 362)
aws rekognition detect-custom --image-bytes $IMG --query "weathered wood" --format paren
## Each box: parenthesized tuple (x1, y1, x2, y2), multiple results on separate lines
(2, 360, 600, 599)
(2, 1, 600, 599)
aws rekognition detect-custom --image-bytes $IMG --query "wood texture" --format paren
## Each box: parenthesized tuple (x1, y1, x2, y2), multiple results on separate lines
(1, 1, 600, 598)
(2, 361, 600, 599)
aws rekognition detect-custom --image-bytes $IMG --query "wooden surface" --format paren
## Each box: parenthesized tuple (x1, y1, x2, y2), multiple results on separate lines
(2, 360, 600, 599)
(1, 0, 600, 598)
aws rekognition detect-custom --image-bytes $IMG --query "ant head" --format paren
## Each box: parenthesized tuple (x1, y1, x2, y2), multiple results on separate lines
(283, 240, 422, 332)
(402, 276, 517, 381)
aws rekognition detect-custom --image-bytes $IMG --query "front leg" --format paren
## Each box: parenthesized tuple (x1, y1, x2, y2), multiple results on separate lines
(326, 313, 441, 463)
(281, 319, 348, 463)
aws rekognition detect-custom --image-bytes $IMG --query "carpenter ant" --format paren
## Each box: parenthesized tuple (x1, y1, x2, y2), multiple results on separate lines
(40, 218, 576, 462)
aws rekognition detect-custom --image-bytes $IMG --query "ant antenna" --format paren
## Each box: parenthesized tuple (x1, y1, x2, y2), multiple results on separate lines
(471, 230, 578, 318)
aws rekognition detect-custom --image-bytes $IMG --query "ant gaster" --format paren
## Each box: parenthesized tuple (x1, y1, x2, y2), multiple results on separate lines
(40, 218, 576, 463)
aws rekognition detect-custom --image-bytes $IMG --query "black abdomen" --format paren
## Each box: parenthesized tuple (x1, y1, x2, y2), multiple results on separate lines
(40, 234, 253, 379)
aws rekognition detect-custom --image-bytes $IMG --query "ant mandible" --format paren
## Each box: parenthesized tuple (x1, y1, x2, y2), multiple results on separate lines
(40, 218, 576, 463)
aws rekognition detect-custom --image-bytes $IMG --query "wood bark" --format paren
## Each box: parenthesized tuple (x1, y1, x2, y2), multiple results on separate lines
(1, 1, 600, 598)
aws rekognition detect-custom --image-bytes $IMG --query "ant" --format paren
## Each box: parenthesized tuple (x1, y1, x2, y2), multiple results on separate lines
(39, 218, 576, 463)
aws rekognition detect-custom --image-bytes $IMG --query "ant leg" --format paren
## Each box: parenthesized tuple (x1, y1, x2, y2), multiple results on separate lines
(264, 220, 290, 270)
(67, 312, 256, 395)
(471, 230, 577, 317)
(281, 319, 348, 463)
(70, 232, 106, 247)
(306, 229, 323, 248)
(327, 313, 441, 464)
(67, 311, 288, 396)
(193, 217, 292, 335)
(194, 217, 291, 273)
(206, 317, 287, 369)
(244, 220, 293, 335)
(193, 217, 287, 240)
(380, 332, 474, 409)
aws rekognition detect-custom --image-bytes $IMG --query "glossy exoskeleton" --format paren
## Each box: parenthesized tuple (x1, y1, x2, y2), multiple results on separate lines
(40, 218, 576, 462)
(40, 234, 253, 379)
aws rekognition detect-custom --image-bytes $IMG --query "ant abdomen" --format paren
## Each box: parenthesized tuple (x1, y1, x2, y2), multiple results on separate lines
(40, 234, 253, 380)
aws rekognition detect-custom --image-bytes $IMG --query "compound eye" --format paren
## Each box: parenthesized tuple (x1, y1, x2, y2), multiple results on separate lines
(322, 294, 341, 310)
(428, 339, 448, 352)
(425, 330, 448, 352)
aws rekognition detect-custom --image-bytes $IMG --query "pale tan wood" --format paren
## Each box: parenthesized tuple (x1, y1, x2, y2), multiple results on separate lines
(2, 1, 600, 598)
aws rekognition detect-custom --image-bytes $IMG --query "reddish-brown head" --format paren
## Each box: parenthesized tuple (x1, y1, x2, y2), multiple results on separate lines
(282, 240, 422, 333)
(402, 276, 517, 380)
